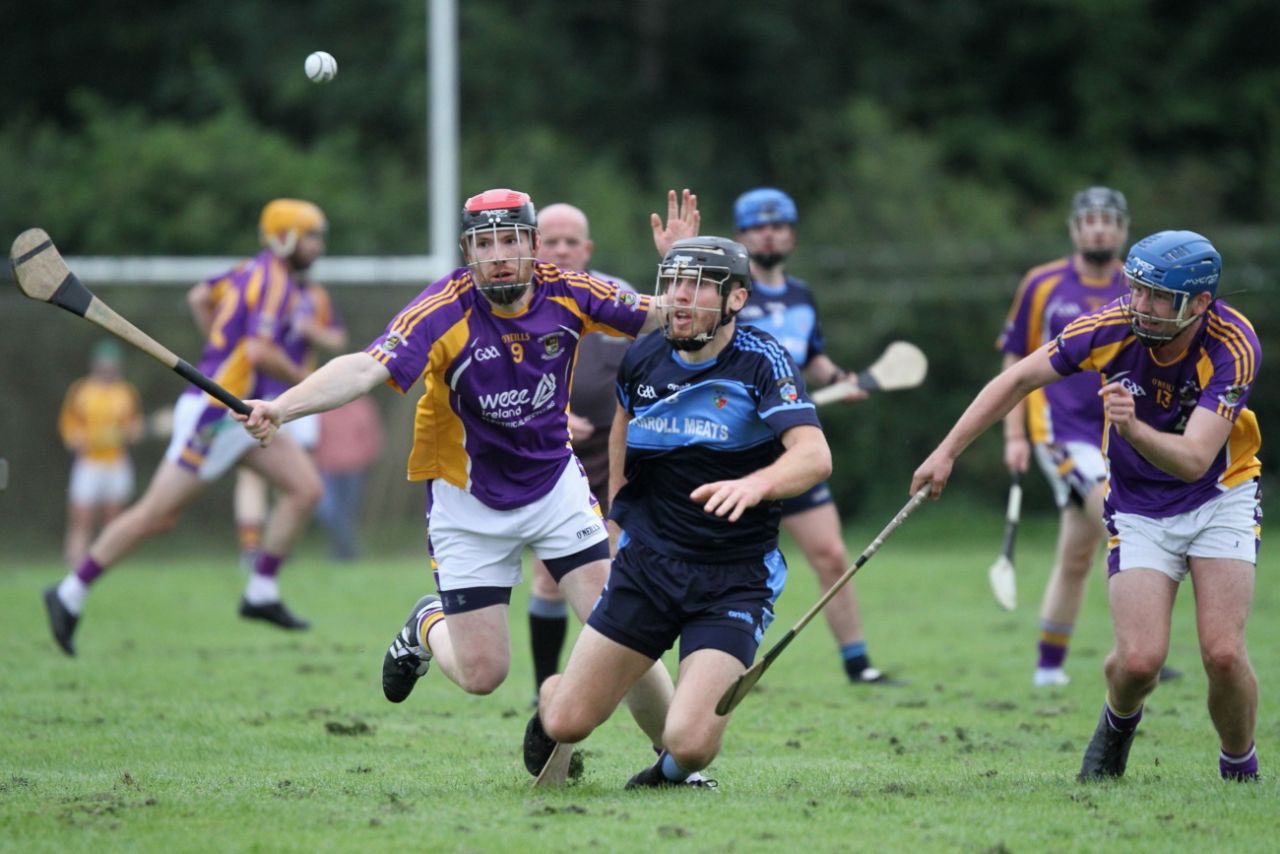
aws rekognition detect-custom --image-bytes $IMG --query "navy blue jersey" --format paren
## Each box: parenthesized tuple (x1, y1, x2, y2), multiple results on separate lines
(737, 275, 826, 369)
(612, 326, 822, 562)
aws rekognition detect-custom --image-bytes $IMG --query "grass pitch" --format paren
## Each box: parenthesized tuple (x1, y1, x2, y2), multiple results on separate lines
(1, 509, 1275, 852)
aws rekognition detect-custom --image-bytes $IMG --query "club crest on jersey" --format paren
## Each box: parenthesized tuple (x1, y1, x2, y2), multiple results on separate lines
(538, 332, 564, 359)
(1220, 383, 1248, 408)
(381, 332, 403, 353)
(778, 381, 799, 402)
(616, 290, 638, 307)
(712, 389, 729, 409)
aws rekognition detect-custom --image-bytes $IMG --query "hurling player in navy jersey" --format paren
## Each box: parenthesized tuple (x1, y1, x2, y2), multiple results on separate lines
(733, 187, 897, 685)
(526, 236, 832, 788)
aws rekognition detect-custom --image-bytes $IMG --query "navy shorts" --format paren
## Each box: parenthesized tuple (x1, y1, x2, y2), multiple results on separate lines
(779, 480, 834, 516)
(587, 535, 787, 667)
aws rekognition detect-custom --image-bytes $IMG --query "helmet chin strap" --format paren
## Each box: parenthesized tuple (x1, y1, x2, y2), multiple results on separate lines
(478, 282, 530, 306)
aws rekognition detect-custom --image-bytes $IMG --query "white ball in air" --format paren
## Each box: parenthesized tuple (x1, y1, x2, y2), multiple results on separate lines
(305, 51, 338, 83)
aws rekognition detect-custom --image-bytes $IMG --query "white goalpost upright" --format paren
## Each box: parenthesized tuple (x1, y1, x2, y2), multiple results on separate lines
(65, 0, 460, 288)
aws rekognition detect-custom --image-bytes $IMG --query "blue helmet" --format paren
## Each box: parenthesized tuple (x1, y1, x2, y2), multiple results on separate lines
(734, 188, 798, 231)
(1122, 230, 1221, 345)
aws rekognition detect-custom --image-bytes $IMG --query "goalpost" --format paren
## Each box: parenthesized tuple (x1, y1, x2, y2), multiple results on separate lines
(64, 0, 460, 289)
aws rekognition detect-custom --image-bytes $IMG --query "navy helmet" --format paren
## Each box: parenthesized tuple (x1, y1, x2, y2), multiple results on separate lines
(656, 236, 751, 351)
(1122, 230, 1220, 345)
(733, 188, 798, 231)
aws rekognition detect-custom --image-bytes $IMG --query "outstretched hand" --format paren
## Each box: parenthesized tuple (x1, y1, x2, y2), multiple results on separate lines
(234, 399, 283, 447)
(690, 474, 770, 523)
(651, 189, 700, 257)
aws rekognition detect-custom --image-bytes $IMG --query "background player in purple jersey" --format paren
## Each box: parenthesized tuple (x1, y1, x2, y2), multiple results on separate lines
(526, 236, 832, 788)
(912, 230, 1262, 782)
(525, 202, 633, 698)
(42, 200, 328, 656)
(732, 187, 898, 686)
(996, 186, 1172, 687)
(189, 244, 348, 571)
(239, 188, 698, 760)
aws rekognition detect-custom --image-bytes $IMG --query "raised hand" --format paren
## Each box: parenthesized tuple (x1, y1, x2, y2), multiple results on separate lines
(651, 189, 700, 257)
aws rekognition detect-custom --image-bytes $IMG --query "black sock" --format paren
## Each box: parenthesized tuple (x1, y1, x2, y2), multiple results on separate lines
(843, 654, 871, 680)
(530, 613, 568, 689)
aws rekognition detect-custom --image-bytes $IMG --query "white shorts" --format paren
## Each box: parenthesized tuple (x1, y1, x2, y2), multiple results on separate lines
(427, 459, 607, 591)
(283, 413, 319, 450)
(1034, 441, 1108, 509)
(1108, 481, 1261, 582)
(163, 393, 260, 481)
(69, 458, 135, 505)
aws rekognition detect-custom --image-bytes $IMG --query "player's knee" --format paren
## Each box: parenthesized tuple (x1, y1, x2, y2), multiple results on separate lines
(1114, 649, 1164, 685)
(290, 469, 324, 510)
(664, 737, 718, 773)
(457, 658, 508, 695)
(810, 542, 849, 579)
(1201, 642, 1247, 680)
(542, 702, 596, 745)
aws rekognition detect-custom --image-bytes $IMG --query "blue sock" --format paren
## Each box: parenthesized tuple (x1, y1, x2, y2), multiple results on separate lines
(659, 750, 691, 783)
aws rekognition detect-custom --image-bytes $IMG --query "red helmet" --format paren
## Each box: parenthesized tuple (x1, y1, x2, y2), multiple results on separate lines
(459, 189, 539, 305)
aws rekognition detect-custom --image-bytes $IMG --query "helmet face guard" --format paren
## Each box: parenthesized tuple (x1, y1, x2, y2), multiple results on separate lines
(259, 199, 327, 259)
(1121, 230, 1221, 346)
(460, 189, 538, 305)
(655, 237, 751, 351)
(1068, 186, 1128, 265)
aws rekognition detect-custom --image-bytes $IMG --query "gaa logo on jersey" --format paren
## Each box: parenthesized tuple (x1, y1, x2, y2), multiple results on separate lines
(778, 381, 799, 402)
(616, 290, 638, 307)
(381, 332, 403, 352)
(538, 332, 564, 359)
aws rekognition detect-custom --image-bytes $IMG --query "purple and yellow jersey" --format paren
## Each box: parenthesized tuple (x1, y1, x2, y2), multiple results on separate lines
(177, 251, 298, 460)
(997, 257, 1127, 446)
(364, 263, 652, 510)
(737, 275, 825, 369)
(1048, 299, 1262, 517)
(257, 281, 344, 399)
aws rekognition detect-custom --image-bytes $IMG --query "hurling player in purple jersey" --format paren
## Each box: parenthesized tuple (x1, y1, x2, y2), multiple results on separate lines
(239, 188, 698, 759)
(42, 200, 328, 657)
(996, 187, 1175, 688)
(190, 251, 348, 572)
(527, 237, 831, 789)
(914, 230, 1262, 782)
(732, 187, 902, 687)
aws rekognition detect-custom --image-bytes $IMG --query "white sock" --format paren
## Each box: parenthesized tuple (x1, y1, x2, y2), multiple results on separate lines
(57, 574, 88, 615)
(244, 574, 280, 605)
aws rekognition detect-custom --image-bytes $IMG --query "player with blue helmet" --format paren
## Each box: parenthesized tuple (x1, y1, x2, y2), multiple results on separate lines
(732, 187, 898, 686)
(915, 229, 1263, 782)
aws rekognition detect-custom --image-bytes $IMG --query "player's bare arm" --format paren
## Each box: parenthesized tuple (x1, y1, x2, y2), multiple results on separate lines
(912, 345, 1060, 498)
(999, 351, 1032, 473)
(606, 403, 630, 544)
(691, 424, 832, 523)
(297, 316, 349, 353)
(245, 336, 308, 385)
(240, 352, 390, 444)
(1100, 383, 1235, 481)
(186, 281, 216, 337)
